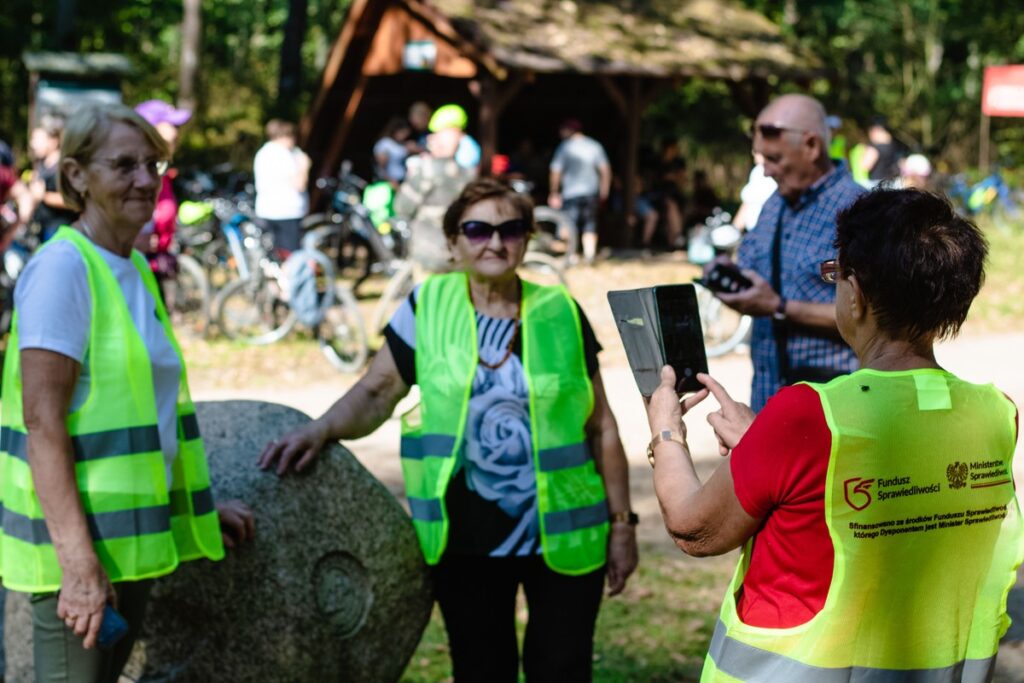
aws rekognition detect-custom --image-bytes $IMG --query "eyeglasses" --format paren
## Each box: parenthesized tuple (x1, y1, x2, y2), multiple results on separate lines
(751, 123, 807, 139)
(820, 258, 841, 283)
(459, 218, 531, 244)
(92, 156, 170, 178)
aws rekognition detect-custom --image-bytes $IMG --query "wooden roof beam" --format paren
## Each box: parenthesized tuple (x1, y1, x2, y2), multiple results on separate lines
(398, 0, 509, 81)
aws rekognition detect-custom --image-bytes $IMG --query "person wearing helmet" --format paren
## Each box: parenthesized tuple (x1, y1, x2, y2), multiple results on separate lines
(427, 104, 481, 170)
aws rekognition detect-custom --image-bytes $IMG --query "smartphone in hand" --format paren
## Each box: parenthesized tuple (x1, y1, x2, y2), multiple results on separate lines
(654, 285, 709, 394)
(696, 262, 753, 294)
(97, 603, 129, 649)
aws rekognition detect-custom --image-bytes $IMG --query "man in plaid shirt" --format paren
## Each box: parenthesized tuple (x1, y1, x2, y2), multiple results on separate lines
(717, 95, 864, 410)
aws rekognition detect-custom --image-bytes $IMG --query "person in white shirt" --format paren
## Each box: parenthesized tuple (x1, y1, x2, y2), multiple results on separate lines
(253, 119, 310, 253)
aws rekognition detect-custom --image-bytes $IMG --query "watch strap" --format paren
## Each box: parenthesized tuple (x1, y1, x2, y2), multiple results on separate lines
(610, 510, 639, 526)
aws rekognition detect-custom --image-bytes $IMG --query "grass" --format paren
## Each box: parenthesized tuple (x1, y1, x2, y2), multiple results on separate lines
(398, 544, 737, 683)
(962, 219, 1024, 334)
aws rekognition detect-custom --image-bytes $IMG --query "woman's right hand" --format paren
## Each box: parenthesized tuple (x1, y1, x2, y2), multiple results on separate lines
(698, 373, 756, 455)
(257, 419, 330, 475)
(56, 558, 115, 649)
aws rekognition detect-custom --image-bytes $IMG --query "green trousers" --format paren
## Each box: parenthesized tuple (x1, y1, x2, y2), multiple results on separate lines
(30, 580, 152, 683)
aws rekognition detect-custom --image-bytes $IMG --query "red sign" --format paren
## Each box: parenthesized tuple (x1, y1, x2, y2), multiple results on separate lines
(982, 65, 1024, 117)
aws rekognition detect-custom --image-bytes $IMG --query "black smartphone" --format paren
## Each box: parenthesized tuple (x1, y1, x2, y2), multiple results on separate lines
(654, 284, 709, 394)
(696, 262, 753, 294)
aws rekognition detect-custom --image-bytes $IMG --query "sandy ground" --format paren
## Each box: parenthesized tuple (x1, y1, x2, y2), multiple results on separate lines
(189, 316, 1024, 679)
(192, 329, 1024, 546)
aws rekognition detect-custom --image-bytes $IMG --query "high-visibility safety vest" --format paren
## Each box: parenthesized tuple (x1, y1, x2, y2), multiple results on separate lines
(0, 227, 224, 593)
(400, 272, 608, 574)
(704, 369, 1023, 682)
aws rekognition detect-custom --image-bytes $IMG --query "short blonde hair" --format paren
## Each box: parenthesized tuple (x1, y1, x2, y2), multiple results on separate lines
(59, 104, 170, 212)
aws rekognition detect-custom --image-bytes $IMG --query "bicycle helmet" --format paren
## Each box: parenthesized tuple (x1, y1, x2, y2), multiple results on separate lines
(428, 104, 468, 133)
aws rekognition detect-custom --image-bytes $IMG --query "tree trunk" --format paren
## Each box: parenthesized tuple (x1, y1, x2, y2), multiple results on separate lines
(277, 0, 309, 118)
(53, 0, 77, 50)
(179, 0, 202, 112)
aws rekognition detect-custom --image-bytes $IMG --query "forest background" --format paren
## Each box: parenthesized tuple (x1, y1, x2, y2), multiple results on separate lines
(2, 0, 1024, 193)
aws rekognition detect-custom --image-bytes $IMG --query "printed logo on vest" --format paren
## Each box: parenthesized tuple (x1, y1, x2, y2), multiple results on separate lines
(844, 478, 875, 511)
(946, 462, 968, 490)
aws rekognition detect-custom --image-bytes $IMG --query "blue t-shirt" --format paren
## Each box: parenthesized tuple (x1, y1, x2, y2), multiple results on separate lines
(373, 136, 409, 182)
(384, 285, 601, 557)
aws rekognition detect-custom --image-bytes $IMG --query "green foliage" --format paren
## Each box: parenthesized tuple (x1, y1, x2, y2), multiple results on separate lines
(743, 0, 1024, 163)
(0, 0, 351, 169)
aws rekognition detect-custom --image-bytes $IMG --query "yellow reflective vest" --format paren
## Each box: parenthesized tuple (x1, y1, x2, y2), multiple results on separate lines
(400, 272, 608, 574)
(704, 369, 1023, 682)
(0, 227, 224, 592)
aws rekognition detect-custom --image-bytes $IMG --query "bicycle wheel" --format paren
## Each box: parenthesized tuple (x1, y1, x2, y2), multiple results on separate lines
(370, 259, 416, 335)
(695, 283, 752, 358)
(521, 252, 569, 289)
(169, 254, 211, 339)
(318, 282, 369, 373)
(214, 275, 297, 345)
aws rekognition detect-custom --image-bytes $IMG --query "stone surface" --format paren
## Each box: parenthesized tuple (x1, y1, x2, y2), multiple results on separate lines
(5, 400, 433, 683)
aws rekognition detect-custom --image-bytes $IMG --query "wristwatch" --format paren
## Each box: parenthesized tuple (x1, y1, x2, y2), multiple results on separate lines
(772, 297, 788, 322)
(646, 429, 686, 467)
(610, 510, 640, 526)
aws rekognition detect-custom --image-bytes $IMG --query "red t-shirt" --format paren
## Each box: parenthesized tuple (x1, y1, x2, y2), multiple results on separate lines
(730, 382, 1020, 629)
(730, 384, 833, 628)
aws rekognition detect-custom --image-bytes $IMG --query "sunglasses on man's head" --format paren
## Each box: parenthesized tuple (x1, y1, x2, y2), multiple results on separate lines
(459, 218, 531, 244)
(820, 258, 841, 283)
(751, 123, 807, 139)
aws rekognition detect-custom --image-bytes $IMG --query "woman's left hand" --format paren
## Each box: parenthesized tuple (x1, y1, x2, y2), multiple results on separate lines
(606, 523, 638, 596)
(645, 366, 710, 436)
(216, 499, 255, 549)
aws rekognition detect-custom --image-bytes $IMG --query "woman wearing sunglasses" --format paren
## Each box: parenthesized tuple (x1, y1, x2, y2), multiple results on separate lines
(645, 188, 1020, 680)
(261, 177, 637, 681)
(0, 104, 253, 681)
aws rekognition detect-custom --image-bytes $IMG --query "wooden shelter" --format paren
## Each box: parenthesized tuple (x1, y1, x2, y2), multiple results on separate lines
(23, 52, 134, 131)
(303, 0, 819, 243)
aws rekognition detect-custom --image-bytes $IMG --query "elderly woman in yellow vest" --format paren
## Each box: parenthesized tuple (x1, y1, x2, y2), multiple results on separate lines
(644, 188, 1021, 681)
(0, 104, 254, 682)
(261, 177, 638, 681)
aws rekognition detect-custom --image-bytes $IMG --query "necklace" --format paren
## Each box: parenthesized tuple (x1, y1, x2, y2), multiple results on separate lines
(467, 277, 521, 371)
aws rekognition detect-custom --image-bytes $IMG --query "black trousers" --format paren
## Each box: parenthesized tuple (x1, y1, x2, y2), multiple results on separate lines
(432, 555, 606, 683)
(260, 217, 302, 253)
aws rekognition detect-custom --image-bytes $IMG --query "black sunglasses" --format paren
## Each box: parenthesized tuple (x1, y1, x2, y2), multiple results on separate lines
(751, 123, 807, 139)
(459, 218, 531, 244)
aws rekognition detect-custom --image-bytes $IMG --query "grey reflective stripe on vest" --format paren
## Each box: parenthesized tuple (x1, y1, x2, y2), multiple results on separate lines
(1, 425, 161, 462)
(537, 442, 590, 472)
(169, 487, 215, 517)
(0, 503, 171, 545)
(543, 500, 608, 534)
(708, 619, 997, 682)
(400, 433, 457, 460)
(180, 413, 201, 441)
(408, 497, 444, 522)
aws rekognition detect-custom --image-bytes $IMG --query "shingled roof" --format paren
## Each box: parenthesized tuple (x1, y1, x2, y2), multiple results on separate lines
(428, 0, 818, 79)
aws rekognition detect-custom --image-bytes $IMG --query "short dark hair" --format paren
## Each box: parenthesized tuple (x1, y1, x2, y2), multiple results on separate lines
(442, 178, 535, 240)
(265, 119, 295, 140)
(835, 188, 987, 342)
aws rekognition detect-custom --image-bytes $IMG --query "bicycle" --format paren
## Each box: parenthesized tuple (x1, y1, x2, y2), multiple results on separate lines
(302, 164, 402, 295)
(212, 223, 369, 372)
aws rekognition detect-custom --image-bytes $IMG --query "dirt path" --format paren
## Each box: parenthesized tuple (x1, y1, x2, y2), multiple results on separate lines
(192, 329, 1024, 546)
